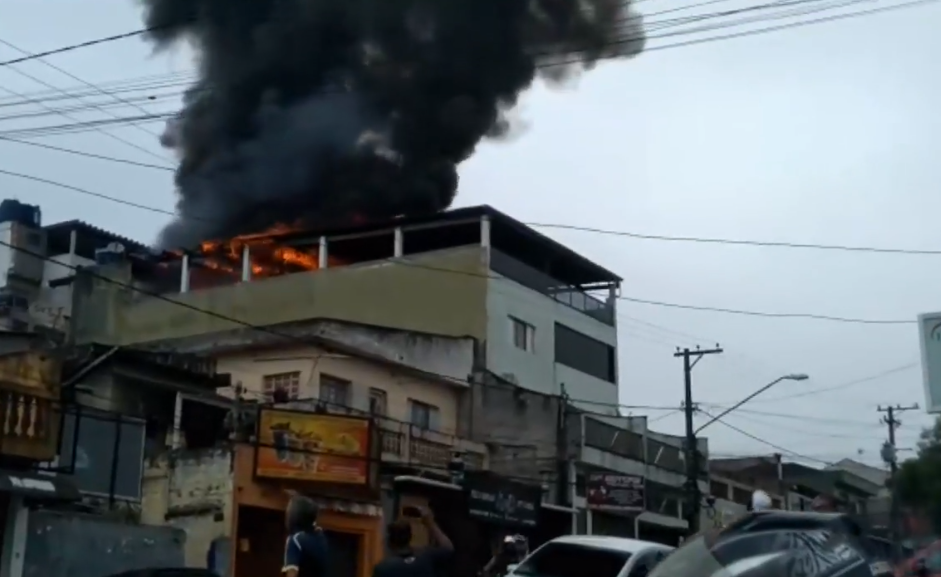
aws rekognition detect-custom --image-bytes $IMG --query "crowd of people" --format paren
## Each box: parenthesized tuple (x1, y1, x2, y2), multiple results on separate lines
(279, 495, 528, 577)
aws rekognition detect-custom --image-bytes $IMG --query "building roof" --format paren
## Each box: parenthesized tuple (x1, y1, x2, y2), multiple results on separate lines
(274, 204, 623, 286)
(43, 220, 152, 259)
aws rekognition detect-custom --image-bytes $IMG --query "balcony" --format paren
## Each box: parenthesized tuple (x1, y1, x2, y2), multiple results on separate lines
(0, 352, 62, 462)
(574, 414, 708, 489)
(490, 250, 615, 326)
(379, 420, 487, 471)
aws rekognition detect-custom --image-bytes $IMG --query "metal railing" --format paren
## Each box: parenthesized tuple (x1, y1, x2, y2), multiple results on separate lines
(379, 420, 486, 471)
(490, 250, 615, 326)
(0, 390, 60, 461)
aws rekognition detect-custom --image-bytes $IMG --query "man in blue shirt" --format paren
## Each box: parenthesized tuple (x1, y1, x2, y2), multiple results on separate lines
(372, 506, 453, 577)
(283, 495, 329, 577)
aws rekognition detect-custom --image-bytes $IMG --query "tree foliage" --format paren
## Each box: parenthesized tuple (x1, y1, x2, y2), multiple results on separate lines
(895, 416, 941, 527)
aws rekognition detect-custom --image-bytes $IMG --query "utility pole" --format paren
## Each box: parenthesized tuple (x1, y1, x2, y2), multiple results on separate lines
(675, 345, 723, 536)
(878, 403, 918, 561)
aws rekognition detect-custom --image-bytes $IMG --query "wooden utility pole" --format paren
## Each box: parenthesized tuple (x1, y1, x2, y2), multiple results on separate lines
(878, 403, 918, 560)
(675, 345, 723, 536)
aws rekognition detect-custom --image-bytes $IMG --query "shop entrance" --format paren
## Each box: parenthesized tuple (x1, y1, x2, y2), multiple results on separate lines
(235, 506, 362, 577)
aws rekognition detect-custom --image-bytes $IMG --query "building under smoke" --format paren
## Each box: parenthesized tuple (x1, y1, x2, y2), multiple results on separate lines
(141, 0, 646, 248)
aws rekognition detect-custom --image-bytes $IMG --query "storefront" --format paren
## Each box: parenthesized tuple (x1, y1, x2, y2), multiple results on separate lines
(392, 471, 568, 577)
(0, 468, 81, 577)
(231, 409, 383, 577)
(586, 471, 645, 538)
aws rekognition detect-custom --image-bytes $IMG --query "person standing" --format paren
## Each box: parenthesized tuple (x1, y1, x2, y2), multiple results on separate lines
(283, 494, 329, 577)
(372, 506, 454, 577)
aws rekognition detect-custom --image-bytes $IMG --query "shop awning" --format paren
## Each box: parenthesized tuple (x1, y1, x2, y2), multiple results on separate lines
(0, 469, 80, 501)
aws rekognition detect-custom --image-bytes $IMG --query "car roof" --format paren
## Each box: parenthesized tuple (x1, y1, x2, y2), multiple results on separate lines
(546, 535, 674, 553)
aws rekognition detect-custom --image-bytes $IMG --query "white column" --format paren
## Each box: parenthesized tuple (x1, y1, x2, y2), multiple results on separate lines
(586, 509, 593, 535)
(393, 227, 403, 257)
(171, 392, 183, 450)
(480, 216, 491, 248)
(180, 254, 190, 293)
(241, 245, 252, 282)
(318, 236, 328, 269)
(68, 229, 78, 256)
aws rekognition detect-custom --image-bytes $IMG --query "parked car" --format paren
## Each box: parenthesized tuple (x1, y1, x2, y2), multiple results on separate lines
(506, 535, 674, 577)
(649, 510, 895, 577)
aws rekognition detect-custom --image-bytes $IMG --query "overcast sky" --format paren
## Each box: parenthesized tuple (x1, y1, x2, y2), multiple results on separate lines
(4, 0, 941, 469)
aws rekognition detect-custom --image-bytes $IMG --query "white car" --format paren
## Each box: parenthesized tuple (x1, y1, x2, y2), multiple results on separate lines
(507, 535, 674, 577)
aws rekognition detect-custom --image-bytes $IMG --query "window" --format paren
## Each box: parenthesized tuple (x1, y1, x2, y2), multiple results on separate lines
(510, 316, 535, 352)
(319, 374, 351, 407)
(262, 371, 300, 401)
(516, 542, 632, 577)
(710, 480, 730, 500)
(554, 323, 616, 383)
(409, 400, 439, 430)
(369, 388, 388, 416)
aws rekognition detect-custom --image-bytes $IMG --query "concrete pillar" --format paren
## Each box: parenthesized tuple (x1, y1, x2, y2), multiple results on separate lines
(480, 216, 491, 248)
(393, 227, 403, 257)
(318, 236, 328, 269)
(180, 254, 190, 293)
(241, 245, 252, 282)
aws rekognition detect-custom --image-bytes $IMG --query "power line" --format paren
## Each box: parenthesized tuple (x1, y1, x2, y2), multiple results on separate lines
(0, 22, 184, 68)
(0, 137, 173, 171)
(0, 37, 170, 145)
(0, 0, 932, 127)
(533, 222, 941, 256)
(0, 164, 920, 326)
(698, 407, 835, 465)
(755, 362, 919, 402)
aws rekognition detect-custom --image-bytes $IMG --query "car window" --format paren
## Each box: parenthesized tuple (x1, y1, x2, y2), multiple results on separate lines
(514, 542, 632, 577)
(628, 552, 654, 577)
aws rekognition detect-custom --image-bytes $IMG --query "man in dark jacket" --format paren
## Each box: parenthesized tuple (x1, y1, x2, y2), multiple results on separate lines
(372, 507, 453, 577)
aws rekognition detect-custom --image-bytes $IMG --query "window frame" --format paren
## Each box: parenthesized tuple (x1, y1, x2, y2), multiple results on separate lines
(510, 316, 536, 352)
(368, 388, 388, 416)
(262, 371, 301, 401)
(408, 399, 439, 430)
(318, 373, 351, 407)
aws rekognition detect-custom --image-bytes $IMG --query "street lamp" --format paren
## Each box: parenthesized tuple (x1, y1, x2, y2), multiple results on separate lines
(695, 373, 809, 434)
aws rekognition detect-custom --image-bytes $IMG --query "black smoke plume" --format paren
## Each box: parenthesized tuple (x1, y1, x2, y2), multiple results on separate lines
(142, 0, 646, 248)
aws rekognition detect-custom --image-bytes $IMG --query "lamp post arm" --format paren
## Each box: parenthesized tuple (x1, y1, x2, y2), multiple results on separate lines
(694, 377, 785, 435)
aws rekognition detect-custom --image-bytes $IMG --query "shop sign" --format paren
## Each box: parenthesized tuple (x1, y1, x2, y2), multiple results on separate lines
(465, 472, 540, 527)
(587, 472, 644, 510)
(255, 409, 372, 485)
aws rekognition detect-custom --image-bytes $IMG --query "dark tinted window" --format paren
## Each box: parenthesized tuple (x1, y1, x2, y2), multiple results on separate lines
(554, 323, 615, 382)
(516, 542, 631, 577)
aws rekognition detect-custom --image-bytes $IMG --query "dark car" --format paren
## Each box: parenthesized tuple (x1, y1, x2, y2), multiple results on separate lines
(650, 511, 895, 577)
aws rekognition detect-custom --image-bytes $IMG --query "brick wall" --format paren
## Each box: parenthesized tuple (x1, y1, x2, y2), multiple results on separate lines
(142, 448, 233, 568)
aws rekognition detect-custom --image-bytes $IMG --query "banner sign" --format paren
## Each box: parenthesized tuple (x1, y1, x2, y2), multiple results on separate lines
(465, 472, 540, 527)
(255, 409, 371, 485)
(587, 472, 644, 510)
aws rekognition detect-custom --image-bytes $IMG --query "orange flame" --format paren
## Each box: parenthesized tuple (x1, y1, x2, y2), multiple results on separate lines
(192, 223, 339, 280)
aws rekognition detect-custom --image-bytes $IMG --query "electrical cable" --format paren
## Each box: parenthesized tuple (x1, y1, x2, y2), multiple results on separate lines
(0, 166, 919, 325)
(0, 0, 933, 134)
(0, 37, 171, 157)
(697, 407, 835, 465)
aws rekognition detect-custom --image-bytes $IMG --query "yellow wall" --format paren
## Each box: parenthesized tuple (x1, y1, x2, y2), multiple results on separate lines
(216, 345, 464, 435)
(72, 247, 488, 346)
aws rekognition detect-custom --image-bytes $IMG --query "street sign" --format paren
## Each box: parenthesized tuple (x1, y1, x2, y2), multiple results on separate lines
(917, 312, 941, 413)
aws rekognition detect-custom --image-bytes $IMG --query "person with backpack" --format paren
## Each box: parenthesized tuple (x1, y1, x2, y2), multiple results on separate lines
(372, 506, 454, 577)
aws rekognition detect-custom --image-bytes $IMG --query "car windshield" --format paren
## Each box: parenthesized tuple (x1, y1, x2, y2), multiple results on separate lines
(514, 542, 632, 577)
(649, 535, 724, 577)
